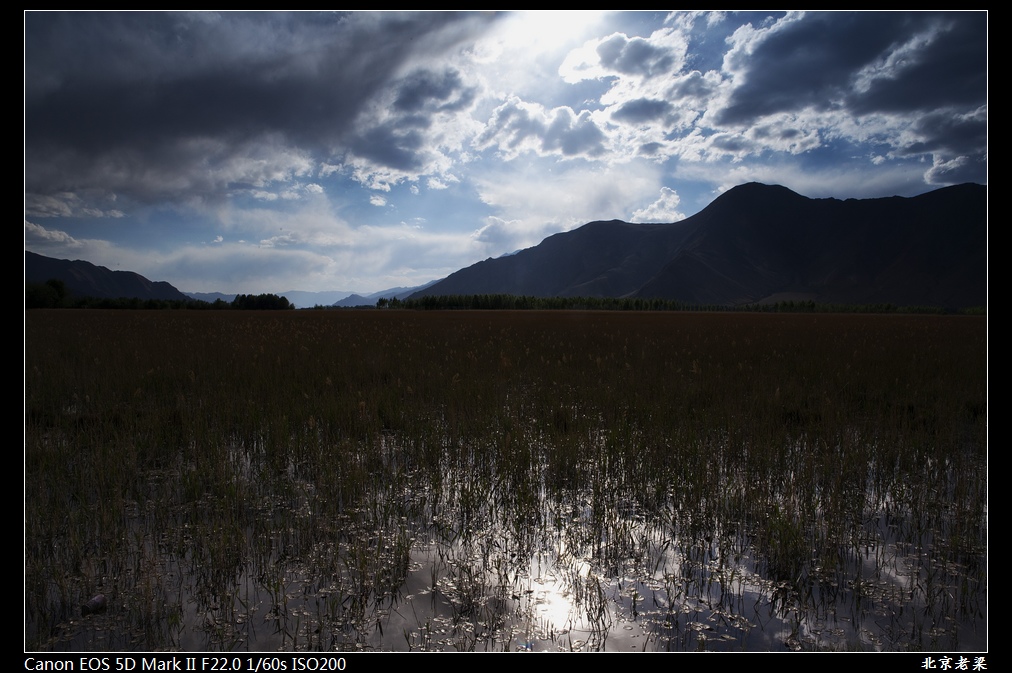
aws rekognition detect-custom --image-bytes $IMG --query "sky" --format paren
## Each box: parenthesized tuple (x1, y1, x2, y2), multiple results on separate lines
(24, 11, 987, 295)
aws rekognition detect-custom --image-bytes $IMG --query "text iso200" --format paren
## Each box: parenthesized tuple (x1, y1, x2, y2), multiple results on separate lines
(291, 659, 345, 671)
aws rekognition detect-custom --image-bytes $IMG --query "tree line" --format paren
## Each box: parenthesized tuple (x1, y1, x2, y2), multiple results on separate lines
(25, 279, 982, 315)
(379, 293, 980, 315)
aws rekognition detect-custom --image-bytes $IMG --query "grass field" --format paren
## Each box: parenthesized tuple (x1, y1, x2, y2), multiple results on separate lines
(24, 309, 987, 651)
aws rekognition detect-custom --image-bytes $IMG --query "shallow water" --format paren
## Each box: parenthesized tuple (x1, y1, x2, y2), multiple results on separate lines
(30, 435, 987, 653)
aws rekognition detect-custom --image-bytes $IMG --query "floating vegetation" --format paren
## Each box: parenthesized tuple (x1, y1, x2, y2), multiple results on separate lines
(25, 310, 987, 651)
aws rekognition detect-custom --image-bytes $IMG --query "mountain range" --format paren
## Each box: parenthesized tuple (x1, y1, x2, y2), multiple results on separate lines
(25, 182, 986, 309)
(410, 182, 986, 309)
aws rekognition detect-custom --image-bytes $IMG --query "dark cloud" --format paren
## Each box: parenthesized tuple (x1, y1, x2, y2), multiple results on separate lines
(903, 110, 987, 158)
(715, 12, 984, 125)
(348, 123, 427, 173)
(596, 33, 677, 77)
(710, 11, 986, 177)
(638, 142, 662, 156)
(392, 68, 477, 113)
(752, 125, 799, 141)
(846, 13, 987, 115)
(709, 133, 753, 154)
(543, 109, 606, 157)
(25, 11, 499, 203)
(902, 108, 987, 185)
(612, 98, 672, 124)
(668, 70, 716, 101)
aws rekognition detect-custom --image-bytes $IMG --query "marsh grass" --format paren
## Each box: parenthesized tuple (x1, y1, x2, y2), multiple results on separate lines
(25, 310, 986, 651)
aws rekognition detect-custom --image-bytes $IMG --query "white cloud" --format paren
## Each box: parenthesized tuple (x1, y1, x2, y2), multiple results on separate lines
(923, 154, 981, 185)
(259, 233, 298, 248)
(185, 196, 488, 291)
(472, 160, 665, 253)
(471, 216, 523, 251)
(631, 187, 686, 222)
(560, 26, 689, 83)
(25, 220, 79, 246)
(25, 192, 126, 219)
(474, 97, 607, 160)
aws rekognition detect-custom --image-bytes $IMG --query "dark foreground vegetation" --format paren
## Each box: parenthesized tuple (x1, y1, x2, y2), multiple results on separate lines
(25, 310, 986, 651)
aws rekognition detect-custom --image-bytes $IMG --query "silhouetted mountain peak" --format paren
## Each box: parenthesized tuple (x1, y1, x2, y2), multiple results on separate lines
(412, 182, 986, 309)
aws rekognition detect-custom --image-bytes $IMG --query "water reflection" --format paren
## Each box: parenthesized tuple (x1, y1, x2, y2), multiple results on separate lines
(30, 432, 986, 652)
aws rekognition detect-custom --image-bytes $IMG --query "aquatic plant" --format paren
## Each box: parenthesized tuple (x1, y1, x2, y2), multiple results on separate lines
(25, 310, 986, 651)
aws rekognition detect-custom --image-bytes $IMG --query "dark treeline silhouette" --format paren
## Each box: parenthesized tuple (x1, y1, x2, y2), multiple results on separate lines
(230, 293, 294, 311)
(25, 278, 71, 309)
(24, 279, 982, 315)
(25, 280, 293, 311)
(382, 293, 982, 315)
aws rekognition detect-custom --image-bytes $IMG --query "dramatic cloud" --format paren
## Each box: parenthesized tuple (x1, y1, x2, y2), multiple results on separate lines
(24, 11, 986, 295)
(25, 12, 497, 206)
(711, 12, 986, 178)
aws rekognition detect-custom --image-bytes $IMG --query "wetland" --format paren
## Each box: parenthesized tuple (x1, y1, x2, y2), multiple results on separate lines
(24, 310, 987, 652)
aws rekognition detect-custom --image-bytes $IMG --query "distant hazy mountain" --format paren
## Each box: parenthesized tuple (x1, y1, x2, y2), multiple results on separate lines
(184, 291, 238, 304)
(411, 182, 986, 309)
(25, 251, 191, 301)
(184, 290, 367, 308)
(188, 285, 442, 308)
(332, 279, 443, 307)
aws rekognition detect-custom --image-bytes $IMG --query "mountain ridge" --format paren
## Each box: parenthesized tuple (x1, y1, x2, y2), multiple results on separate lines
(24, 251, 191, 302)
(411, 182, 986, 309)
